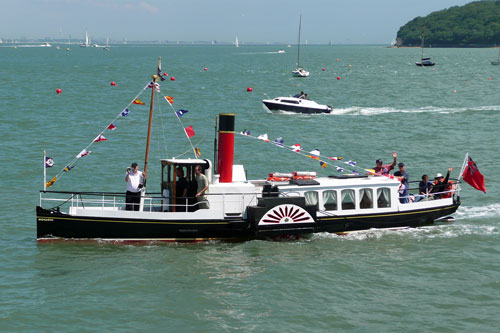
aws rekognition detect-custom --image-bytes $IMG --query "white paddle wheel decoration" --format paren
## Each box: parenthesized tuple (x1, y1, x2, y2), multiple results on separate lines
(258, 204, 315, 225)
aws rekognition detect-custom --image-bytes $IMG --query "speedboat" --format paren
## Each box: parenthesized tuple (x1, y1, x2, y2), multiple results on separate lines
(278, 49, 285, 53)
(262, 96, 332, 114)
(292, 67, 310, 77)
(416, 58, 435, 67)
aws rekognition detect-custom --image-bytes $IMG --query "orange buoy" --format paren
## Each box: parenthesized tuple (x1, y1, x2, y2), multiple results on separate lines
(111, 82, 116, 86)
(322, 68, 326, 71)
(170, 77, 175, 81)
(337, 76, 341, 80)
(247, 87, 253, 92)
(56, 88, 62, 94)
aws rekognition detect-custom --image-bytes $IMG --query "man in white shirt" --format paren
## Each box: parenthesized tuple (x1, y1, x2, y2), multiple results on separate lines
(125, 163, 143, 211)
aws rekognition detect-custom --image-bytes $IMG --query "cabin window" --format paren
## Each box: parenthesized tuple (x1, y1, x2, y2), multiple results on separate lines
(322, 190, 337, 210)
(304, 191, 319, 206)
(377, 188, 391, 208)
(359, 188, 373, 209)
(282, 99, 300, 104)
(341, 189, 355, 210)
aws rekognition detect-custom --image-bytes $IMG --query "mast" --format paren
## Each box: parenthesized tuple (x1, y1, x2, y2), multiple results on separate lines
(297, 14, 302, 67)
(421, 25, 426, 60)
(143, 57, 160, 186)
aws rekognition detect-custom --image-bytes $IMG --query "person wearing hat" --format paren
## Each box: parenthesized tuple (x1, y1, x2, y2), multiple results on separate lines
(430, 167, 454, 199)
(373, 151, 397, 176)
(394, 162, 410, 203)
(125, 162, 144, 211)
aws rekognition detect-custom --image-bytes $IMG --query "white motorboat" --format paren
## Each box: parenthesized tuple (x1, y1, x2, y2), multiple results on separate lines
(262, 96, 332, 114)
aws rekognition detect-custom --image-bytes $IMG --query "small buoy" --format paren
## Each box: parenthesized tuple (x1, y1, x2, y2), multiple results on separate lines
(337, 76, 341, 80)
(247, 87, 253, 92)
(111, 82, 116, 86)
(322, 68, 326, 71)
(348, 64, 352, 67)
(453, 89, 457, 93)
(56, 88, 62, 94)
(204, 67, 208, 71)
(488, 77, 492, 80)
(163, 72, 168, 76)
(336, 58, 339, 62)
(170, 77, 175, 81)
(66, 48, 70, 51)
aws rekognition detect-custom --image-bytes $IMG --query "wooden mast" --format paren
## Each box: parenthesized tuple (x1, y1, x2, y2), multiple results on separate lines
(143, 57, 160, 186)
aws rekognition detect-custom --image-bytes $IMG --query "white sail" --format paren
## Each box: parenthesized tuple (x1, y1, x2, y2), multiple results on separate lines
(235, 36, 239, 48)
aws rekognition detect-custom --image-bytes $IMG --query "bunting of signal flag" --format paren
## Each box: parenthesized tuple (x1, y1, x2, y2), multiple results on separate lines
(133, 99, 145, 105)
(76, 149, 91, 159)
(176, 109, 189, 118)
(320, 160, 327, 168)
(46, 176, 57, 188)
(240, 129, 251, 136)
(165, 96, 174, 104)
(107, 123, 117, 131)
(120, 108, 130, 117)
(63, 165, 74, 172)
(195, 147, 201, 158)
(257, 133, 269, 142)
(184, 125, 195, 138)
(93, 134, 107, 142)
(273, 137, 284, 147)
(291, 144, 301, 152)
(45, 157, 54, 168)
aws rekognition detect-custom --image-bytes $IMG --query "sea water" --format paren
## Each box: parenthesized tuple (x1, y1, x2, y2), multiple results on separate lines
(0, 44, 499, 331)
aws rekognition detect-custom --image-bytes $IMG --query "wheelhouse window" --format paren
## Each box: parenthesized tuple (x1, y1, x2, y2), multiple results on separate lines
(377, 188, 391, 208)
(282, 99, 300, 104)
(322, 190, 337, 211)
(304, 191, 318, 206)
(359, 188, 373, 209)
(341, 189, 355, 210)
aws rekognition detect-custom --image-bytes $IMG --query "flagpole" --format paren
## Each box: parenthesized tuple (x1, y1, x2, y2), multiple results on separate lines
(43, 151, 47, 191)
(457, 152, 469, 182)
(143, 59, 159, 186)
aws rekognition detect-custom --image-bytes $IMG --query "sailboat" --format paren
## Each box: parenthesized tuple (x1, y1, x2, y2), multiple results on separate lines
(80, 31, 90, 48)
(415, 25, 435, 67)
(491, 48, 500, 65)
(292, 15, 309, 77)
(235, 36, 239, 48)
(103, 37, 110, 51)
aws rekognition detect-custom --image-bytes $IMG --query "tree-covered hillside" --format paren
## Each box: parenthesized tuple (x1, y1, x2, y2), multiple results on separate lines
(396, 1, 500, 47)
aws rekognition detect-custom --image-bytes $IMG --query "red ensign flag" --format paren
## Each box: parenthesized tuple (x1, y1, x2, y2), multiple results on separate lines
(462, 156, 486, 193)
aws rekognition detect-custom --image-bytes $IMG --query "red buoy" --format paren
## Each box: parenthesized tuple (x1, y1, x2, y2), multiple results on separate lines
(163, 72, 168, 76)
(337, 76, 341, 80)
(56, 88, 62, 94)
(322, 68, 326, 71)
(247, 87, 253, 92)
(111, 82, 116, 86)
(170, 77, 175, 81)
(204, 67, 208, 71)
(336, 58, 339, 61)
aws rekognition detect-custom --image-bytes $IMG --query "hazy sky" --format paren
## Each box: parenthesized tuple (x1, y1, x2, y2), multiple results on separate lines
(0, 0, 473, 43)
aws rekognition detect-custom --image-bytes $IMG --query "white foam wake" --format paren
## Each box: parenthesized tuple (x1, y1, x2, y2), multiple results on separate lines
(330, 105, 500, 116)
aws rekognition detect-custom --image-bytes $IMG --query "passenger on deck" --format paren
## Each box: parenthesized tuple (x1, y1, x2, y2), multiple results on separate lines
(125, 163, 143, 211)
(176, 167, 188, 209)
(195, 165, 210, 209)
(394, 162, 409, 203)
(294, 91, 304, 98)
(430, 168, 454, 199)
(372, 152, 397, 176)
(413, 174, 433, 202)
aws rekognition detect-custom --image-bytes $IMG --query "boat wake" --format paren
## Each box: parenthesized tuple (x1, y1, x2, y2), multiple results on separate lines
(455, 203, 500, 219)
(330, 105, 500, 116)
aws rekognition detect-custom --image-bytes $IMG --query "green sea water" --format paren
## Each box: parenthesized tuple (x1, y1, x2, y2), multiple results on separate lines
(0, 44, 499, 331)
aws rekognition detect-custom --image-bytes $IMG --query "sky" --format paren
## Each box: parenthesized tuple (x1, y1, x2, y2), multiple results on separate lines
(0, 0, 474, 44)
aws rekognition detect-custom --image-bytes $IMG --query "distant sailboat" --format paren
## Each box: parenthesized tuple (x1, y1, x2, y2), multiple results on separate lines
(415, 25, 435, 67)
(103, 37, 110, 51)
(491, 48, 500, 65)
(292, 14, 309, 77)
(235, 36, 239, 48)
(80, 31, 90, 48)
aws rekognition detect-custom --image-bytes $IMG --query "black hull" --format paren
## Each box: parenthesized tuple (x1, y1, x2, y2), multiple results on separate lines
(36, 206, 250, 242)
(416, 62, 435, 67)
(263, 101, 331, 114)
(37, 199, 460, 241)
(316, 203, 460, 233)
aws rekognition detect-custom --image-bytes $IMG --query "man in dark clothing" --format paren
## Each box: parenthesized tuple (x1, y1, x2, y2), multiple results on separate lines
(431, 167, 454, 199)
(175, 167, 188, 211)
(394, 162, 409, 203)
